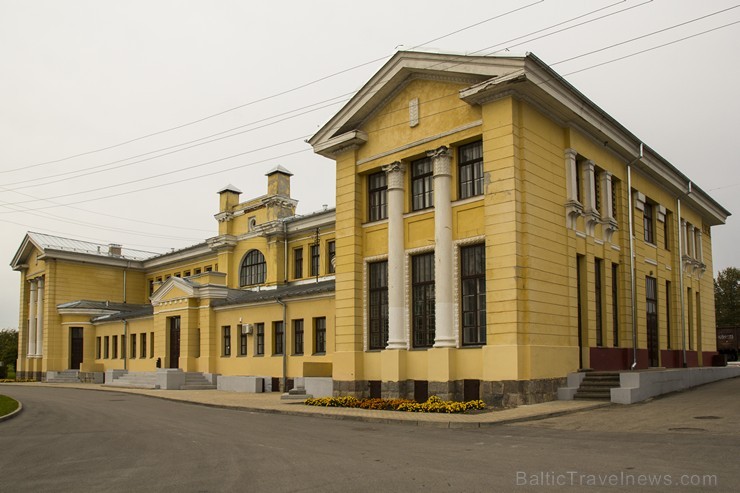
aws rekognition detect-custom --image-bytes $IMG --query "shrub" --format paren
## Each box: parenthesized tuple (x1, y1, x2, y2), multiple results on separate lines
(304, 395, 486, 414)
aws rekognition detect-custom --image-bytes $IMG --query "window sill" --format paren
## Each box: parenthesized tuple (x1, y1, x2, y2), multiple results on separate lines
(312, 352, 326, 356)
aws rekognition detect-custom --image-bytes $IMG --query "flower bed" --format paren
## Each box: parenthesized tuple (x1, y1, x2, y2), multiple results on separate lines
(304, 395, 486, 413)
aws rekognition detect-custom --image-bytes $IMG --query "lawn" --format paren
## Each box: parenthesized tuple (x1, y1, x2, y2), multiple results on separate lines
(0, 395, 19, 417)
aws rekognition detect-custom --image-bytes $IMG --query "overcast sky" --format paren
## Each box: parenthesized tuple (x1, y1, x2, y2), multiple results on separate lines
(1, 0, 738, 329)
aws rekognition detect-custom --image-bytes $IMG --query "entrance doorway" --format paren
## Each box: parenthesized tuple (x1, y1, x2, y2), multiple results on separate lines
(646, 276, 659, 367)
(169, 316, 181, 369)
(70, 327, 83, 370)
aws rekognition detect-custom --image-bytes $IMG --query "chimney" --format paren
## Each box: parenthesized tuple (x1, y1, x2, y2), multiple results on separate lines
(108, 244, 122, 256)
(266, 165, 293, 198)
(218, 184, 242, 213)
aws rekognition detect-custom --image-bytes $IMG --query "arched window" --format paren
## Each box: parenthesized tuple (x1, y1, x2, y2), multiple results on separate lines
(240, 250, 266, 286)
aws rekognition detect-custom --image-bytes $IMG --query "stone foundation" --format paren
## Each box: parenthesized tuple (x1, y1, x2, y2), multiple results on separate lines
(333, 377, 567, 407)
(15, 371, 44, 381)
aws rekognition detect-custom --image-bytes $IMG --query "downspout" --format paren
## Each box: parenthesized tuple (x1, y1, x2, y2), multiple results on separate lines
(275, 297, 287, 392)
(626, 143, 643, 370)
(677, 181, 692, 368)
(123, 319, 128, 371)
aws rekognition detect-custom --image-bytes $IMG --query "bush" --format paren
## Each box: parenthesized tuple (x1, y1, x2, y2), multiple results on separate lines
(305, 394, 486, 414)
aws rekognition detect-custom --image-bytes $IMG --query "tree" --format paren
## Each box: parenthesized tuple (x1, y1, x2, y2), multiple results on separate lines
(715, 267, 740, 327)
(0, 328, 18, 376)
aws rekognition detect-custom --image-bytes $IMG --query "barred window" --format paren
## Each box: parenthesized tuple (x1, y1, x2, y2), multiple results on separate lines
(412, 252, 435, 347)
(461, 244, 486, 345)
(368, 261, 389, 350)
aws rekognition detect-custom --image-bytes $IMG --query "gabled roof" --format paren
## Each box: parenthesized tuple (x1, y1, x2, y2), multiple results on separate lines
(309, 51, 520, 154)
(309, 50, 730, 226)
(10, 231, 160, 270)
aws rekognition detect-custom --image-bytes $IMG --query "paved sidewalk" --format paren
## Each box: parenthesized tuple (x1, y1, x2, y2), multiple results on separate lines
(1, 382, 608, 428)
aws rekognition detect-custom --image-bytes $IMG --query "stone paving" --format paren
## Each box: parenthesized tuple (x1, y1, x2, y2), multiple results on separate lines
(1, 382, 607, 428)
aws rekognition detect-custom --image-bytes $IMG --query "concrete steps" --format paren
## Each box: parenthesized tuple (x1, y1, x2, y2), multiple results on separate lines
(180, 373, 216, 390)
(106, 371, 159, 389)
(574, 372, 621, 400)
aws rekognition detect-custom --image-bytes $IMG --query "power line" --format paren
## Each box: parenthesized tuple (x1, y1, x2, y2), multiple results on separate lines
(1, 0, 544, 174)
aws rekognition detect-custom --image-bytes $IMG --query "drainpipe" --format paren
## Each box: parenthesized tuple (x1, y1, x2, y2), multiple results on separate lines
(275, 297, 287, 392)
(123, 319, 128, 371)
(677, 181, 692, 368)
(626, 143, 643, 370)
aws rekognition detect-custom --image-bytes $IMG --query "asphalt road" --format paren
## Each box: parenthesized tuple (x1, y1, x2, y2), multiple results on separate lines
(1, 379, 738, 493)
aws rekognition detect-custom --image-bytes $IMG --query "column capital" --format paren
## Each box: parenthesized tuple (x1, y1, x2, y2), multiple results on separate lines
(428, 145, 452, 177)
(564, 148, 578, 160)
(383, 161, 405, 190)
(29, 279, 37, 292)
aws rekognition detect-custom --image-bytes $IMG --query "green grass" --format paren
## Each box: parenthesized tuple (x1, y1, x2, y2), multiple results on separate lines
(0, 395, 19, 417)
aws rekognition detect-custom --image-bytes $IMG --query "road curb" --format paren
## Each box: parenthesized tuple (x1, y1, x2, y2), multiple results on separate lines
(2, 383, 609, 428)
(0, 399, 23, 423)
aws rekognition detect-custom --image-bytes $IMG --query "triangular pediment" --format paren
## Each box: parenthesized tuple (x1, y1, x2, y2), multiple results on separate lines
(150, 277, 200, 304)
(309, 51, 526, 156)
(10, 233, 44, 270)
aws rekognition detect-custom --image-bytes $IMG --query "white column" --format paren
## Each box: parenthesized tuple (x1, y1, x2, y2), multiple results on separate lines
(36, 277, 44, 356)
(430, 146, 455, 347)
(27, 280, 37, 356)
(384, 162, 407, 349)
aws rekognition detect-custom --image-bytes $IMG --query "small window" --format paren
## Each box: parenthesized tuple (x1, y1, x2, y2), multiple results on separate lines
(327, 240, 336, 274)
(194, 268, 202, 275)
(222, 326, 231, 357)
(294, 248, 303, 279)
(255, 323, 265, 356)
(310, 244, 320, 277)
(293, 319, 304, 355)
(273, 321, 284, 355)
(411, 157, 434, 211)
(644, 201, 655, 244)
(204, 266, 212, 273)
(458, 140, 483, 199)
(314, 317, 326, 354)
(183, 270, 191, 277)
(140, 333, 147, 359)
(239, 328, 247, 356)
(368, 172, 387, 222)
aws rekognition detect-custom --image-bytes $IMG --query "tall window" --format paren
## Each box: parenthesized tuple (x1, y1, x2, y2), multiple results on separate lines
(368, 261, 389, 350)
(239, 326, 247, 356)
(96, 337, 101, 359)
(294, 248, 303, 279)
(310, 244, 320, 277)
(240, 250, 266, 286)
(461, 244, 486, 346)
(150, 332, 154, 358)
(327, 240, 336, 274)
(255, 323, 265, 356)
(222, 326, 231, 356)
(458, 140, 483, 199)
(314, 317, 326, 354)
(412, 252, 435, 348)
(368, 171, 387, 221)
(131, 334, 137, 359)
(273, 321, 284, 355)
(612, 263, 619, 347)
(104, 336, 109, 359)
(140, 333, 147, 359)
(644, 202, 655, 244)
(112, 335, 118, 359)
(121, 334, 126, 361)
(411, 157, 434, 211)
(293, 319, 304, 355)
(595, 258, 603, 347)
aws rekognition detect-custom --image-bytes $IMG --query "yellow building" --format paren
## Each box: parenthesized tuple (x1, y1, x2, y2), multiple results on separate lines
(11, 52, 730, 405)
(308, 51, 728, 405)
